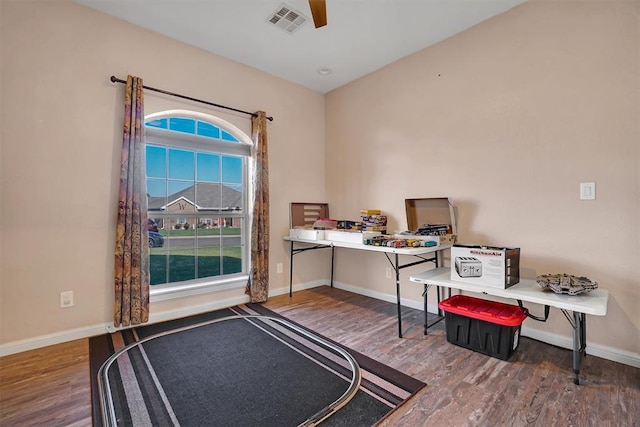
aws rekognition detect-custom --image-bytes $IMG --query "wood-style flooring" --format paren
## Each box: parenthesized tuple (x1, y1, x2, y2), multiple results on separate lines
(1, 286, 638, 426)
(0, 339, 91, 426)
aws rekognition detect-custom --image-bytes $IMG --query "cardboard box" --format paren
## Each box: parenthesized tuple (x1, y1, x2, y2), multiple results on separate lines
(289, 202, 329, 228)
(289, 228, 325, 241)
(450, 244, 520, 288)
(288, 202, 329, 240)
(402, 197, 457, 246)
(325, 230, 381, 244)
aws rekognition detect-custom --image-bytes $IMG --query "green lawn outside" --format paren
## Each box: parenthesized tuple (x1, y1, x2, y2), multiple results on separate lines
(149, 246, 242, 285)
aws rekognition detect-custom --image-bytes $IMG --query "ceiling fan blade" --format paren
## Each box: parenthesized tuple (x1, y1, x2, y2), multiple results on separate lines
(308, 0, 327, 28)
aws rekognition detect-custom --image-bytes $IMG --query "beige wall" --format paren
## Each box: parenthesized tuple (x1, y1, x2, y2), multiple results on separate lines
(0, 1, 326, 347)
(1, 0, 638, 361)
(325, 1, 639, 354)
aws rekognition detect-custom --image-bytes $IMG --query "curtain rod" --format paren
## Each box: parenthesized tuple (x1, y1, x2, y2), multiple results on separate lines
(110, 76, 273, 122)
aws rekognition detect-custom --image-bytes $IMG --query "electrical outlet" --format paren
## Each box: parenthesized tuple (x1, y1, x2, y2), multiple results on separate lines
(386, 267, 393, 279)
(276, 263, 283, 274)
(60, 291, 74, 308)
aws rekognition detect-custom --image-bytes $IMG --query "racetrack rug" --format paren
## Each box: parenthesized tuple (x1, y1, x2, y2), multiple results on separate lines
(89, 304, 425, 426)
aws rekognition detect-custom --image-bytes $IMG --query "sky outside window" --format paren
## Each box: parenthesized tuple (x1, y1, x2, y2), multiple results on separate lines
(146, 145, 166, 178)
(168, 149, 194, 180)
(145, 118, 243, 200)
(197, 152, 220, 182)
(222, 156, 242, 184)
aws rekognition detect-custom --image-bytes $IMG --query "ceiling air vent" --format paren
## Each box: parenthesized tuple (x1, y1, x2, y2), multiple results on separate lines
(266, 3, 308, 34)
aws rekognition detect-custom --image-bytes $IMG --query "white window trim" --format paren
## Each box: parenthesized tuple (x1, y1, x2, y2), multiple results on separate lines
(146, 127, 251, 156)
(150, 274, 249, 303)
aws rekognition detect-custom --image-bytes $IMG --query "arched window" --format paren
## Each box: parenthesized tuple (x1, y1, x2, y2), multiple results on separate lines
(144, 111, 252, 293)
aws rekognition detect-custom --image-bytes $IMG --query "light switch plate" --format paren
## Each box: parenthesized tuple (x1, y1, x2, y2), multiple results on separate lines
(580, 182, 596, 200)
(60, 291, 74, 308)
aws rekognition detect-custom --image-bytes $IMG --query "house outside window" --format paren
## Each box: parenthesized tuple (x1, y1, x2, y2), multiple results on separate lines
(144, 112, 252, 293)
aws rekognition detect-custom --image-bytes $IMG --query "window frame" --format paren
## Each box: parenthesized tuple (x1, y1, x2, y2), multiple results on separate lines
(144, 111, 253, 302)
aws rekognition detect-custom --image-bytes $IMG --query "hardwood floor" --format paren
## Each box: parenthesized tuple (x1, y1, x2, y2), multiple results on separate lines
(1, 286, 638, 426)
(0, 339, 91, 426)
(266, 287, 640, 427)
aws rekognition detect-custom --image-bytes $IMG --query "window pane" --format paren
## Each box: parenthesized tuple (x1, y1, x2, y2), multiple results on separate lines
(148, 215, 167, 285)
(167, 181, 195, 209)
(149, 246, 167, 285)
(222, 217, 243, 275)
(146, 118, 168, 129)
(169, 249, 196, 282)
(147, 179, 167, 211)
(168, 225, 196, 282)
(196, 217, 221, 279)
(197, 121, 220, 139)
(196, 152, 220, 183)
(168, 149, 194, 181)
(147, 179, 166, 198)
(222, 184, 243, 210)
(221, 155, 242, 184)
(195, 182, 221, 209)
(221, 130, 238, 142)
(169, 117, 196, 134)
(146, 145, 166, 179)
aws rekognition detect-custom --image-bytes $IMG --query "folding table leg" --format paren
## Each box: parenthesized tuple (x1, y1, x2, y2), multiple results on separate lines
(572, 311, 586, 385)
(289, 241, 294, 297)
(395, 254, 402, 338)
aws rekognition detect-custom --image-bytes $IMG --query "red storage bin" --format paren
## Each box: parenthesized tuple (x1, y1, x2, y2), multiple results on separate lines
(438, 295, 527, 360)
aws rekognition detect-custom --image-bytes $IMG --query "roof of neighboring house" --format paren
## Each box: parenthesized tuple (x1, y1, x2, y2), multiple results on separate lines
(148, 183, 242, 211)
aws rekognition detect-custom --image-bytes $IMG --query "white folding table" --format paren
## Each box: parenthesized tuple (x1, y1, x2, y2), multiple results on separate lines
(410, 267, 609, 385)
(285, 236, 452, 338)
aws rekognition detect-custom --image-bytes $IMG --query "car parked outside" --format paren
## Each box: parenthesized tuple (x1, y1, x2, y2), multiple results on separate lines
(148, 218, 159, 232)
(148, 219, 164, 248)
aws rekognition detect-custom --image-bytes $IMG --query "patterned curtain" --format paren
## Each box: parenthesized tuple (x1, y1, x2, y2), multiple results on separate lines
(114, 75, 150, 327)
(246, 111, 270, 303)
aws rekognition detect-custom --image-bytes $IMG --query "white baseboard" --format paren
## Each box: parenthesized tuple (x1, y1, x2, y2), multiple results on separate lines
(268, 280, 328, 297)
(3, 280, 639, 370)
(0, 283, 319, 357)
(0, 294, 252, 357)
(329, 280, 640, 369)
(105, 294, 253, 333)
(521, 326, 640, 368)
(331, 280, 438, 312)
(0, 324, 107, 357)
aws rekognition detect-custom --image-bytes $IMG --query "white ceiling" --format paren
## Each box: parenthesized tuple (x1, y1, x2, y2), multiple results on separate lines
(77, 0, 525, 94)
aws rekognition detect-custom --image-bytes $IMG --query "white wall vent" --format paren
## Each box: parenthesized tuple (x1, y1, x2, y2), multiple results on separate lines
(266, 3, 308, 34)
